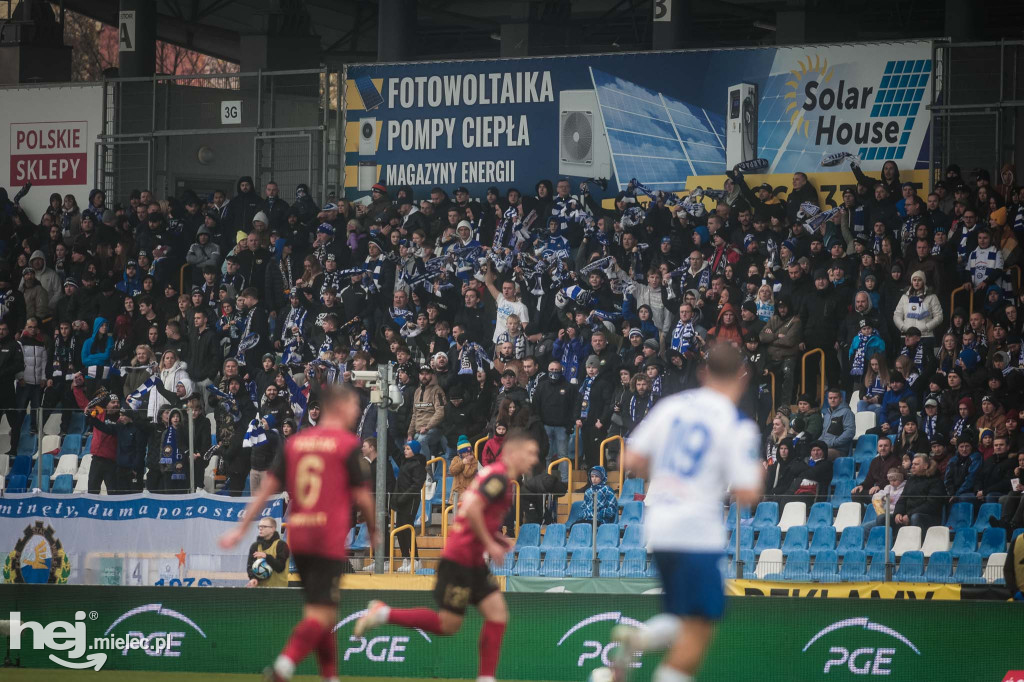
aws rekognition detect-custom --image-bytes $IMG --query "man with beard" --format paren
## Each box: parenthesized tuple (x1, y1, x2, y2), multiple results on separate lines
(225, 176, 262, 233)
(759, 295, 802, 409)
(235, 288, 271, 375)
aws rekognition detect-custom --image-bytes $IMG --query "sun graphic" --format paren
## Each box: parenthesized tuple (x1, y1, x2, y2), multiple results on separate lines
(783, 54, 833, 138)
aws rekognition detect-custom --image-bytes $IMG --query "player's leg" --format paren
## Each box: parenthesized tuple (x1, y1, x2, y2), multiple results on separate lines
(268, 556, 341, 682)
(355, 559, 467, 636)
(475, 590, 508, 682)
(656, 617, 714, 682)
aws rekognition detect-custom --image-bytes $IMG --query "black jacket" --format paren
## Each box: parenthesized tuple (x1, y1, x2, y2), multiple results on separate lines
(895, 472, 946, 518)
(393, 452, 427, 510)
(765, 456, 807, 497)
(0, 335, 25, 394)
(532, 375, 576, 427)
(225, 177, 262, 233)
(186, 326, 221, 383)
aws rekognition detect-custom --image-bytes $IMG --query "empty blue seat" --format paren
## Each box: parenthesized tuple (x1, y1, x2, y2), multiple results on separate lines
(830, 480, 854, 508)
(59, 435, 82, 456)
(852, 434, 878, 459)
(620, 501, 644, 525)
(837, 527, 865, 557)
(50, 473, 74, 494)
(839, 550, 867, 581)
(36, 453, 54, 489)
(806, 502, 833, 531)
(893, 551, 924, 581)
(67, 412, 86, 435)
(16, 433, 37, 457)
(621, 549, 648, 578)
(973, 503, 1002, 533)
(751, 501, 779, 530)
(513, 546, 540, 576)
(566, 523, 592, 551)
(349, 523, 369, 551)
(540, 547, 567, 577)
(810, 526, 837, 556)
(598, 547, 620, 577)
(726, 527, 754, 556)
(737, 549, 757, 579)
(831, 458, 855, 485)
(865, 526, 890, 555)
(6, 474, 27, 493)
(854, 459, 871, 485)
(952, 552, 984, 584)
(725, 502, 752, 530)
(619, 478, 644, 505)
(621, 524, 644, 550)
(978, 527, 1006, 558)
(492, 552, 515, 577)
(540, 523, 566, 551)
(515, 523, 541, 549)
(83, 433, 93, 455)
(923, 551, 953, 583)
(811, 549, 839, 582)
(950, 529, 977, 558)
(945, 502, 973, 531)
(754, 526, 781, 555)
(566, 549, 593, 577)
(782, 549, 811, 581)
(861, 503, 878, 527)
(782, 526, 809, 553)
(595, 523, 620, 550)
(566, 501, 586, 527)
(9, 454, 31, 479)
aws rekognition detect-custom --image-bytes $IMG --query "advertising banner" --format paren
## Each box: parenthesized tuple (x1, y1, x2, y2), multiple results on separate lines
(0, 84, 104, 220)
(0, 492, 284, 587)
(1, 586, 1019, 680)
(344, 41, 934, 200)
(727, 578, 962, 600)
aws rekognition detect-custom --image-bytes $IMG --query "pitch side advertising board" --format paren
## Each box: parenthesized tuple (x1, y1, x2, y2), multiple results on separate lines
(343, 41, 935, 200)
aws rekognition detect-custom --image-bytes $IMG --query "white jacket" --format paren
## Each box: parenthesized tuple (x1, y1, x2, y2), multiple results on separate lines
(147, 361, 190, 420)
(893, 290, 943, 338)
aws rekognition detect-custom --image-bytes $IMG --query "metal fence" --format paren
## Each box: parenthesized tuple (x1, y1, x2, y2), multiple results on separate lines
(94, 68, 343, 209)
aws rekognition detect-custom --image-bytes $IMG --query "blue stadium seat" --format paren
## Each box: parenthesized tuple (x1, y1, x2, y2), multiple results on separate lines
(598, 547, 620, 577)
(726, 527, 754, 556)
(950, 529, 977, 558)
(973, 503, 1002, 533)
(725, 502, 752, 530)
(737, 549, 757, 579)
(806, 502, 834, 531)
(837, 527, 865, 557)
(566, 523, 592, 552)
(349, 524, 370, 551)
(978, 527, 1006, 558)
(566, 549, 593, 577)
(390, 459, 399, 480)
(595, 523, 620, 550)
(16, 433, 37, 458)
(782, 526, 809, 553)
(923, 551, 953, 583)
(945, 502, 973, 531)
(831, 458, 855, 485)
(36, 453, 54, 490)
(515, 523, 541, 549)
(952, 552, 984, 584)
(754, 526, 781, 555)
(811, 550, 839, 583)
(6, 474, 27, 493)
(830, 480, 854, 508)
(67, 412, 86, 435)
(83, 433, 93, 455)
(854, 459, 871, 485)
(540, 523, 566, 552)
(513, 546, 541, 576)
(866, 551, 890, 580)
(8, 454, 31, 479)
(51, 474, 74, 495)
(620, 524, 644, 551)
(839, 550, 867, 581)
(540, 547, 567, 577)
(620, 501, 644, 525)
(492, 552, 515, 577)
(751, 501, 779, 530)
(565, 501, 585, 527)
(621, 549, 648, 578)
(242, 474, 251, 496)
(861, 503, 877, 527)
(852, 434, 878, 460)
(893, 551, 924, 581)
(781, 550, 811, 581)
(59, 435, 82, 457)
(810, 526, 837, 557)
(619, 478, 644, 505)
(865, 526, 890, 555)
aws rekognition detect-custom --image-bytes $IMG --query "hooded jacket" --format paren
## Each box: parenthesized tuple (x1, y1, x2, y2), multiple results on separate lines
(81, 317, 113, 368)
(185, 226, 222, 270)
(23, 250, 60, 305)
(581, 466, 618, 524)
(708, 303, 744, 346)
(224, 176, 262, 232)
(393, 448, 427, 509)
(759, 300, 803, 361)
(533, 372, 576, 427)
(893, 277, 944, 338)
(945, 449, 982, 496)
(407, 373, 446, 437)
(148, 356, 190, 420)
(21, 275, 50, 321)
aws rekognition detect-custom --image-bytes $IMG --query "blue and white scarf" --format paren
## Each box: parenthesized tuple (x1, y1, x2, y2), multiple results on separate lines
(670, 321, 696, 353)
(161, 424, 186, 481)
(629, 391, 654, 423)
(579, 377, 593, 420)
(851, 332, 871, 376)
(243, 417, 267, 448)
(126, 375, 159, 410)
(207, 384, 241, 422)
(901, 343, 925, 370)
(923, 414, 938, 440)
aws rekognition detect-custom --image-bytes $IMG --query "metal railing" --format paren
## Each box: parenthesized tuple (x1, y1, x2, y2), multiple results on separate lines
(949, 282, 972, 317)
(419, 457, 447, 535)
(801, 348, 825, 408)
(388, 523, 417, 574)
(599, 435, 625, 495)
(474, 436, 488, 461)
(548, 457, 574, 497)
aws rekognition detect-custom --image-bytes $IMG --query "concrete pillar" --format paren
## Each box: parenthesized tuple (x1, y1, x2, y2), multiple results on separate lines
(118, 0, 157, 78)
(378, 0, 418, 62)
(652, 0, 691, 51)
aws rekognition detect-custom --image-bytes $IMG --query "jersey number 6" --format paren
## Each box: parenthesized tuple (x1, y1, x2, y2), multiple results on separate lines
(295, 455, 325, 507)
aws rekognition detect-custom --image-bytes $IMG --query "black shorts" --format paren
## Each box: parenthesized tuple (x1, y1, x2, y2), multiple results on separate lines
(432, 558, 499, 615)
(293, 553, 345, 605)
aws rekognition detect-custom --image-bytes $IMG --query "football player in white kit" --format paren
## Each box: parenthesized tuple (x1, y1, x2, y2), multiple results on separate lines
(613, 343, 763, 682)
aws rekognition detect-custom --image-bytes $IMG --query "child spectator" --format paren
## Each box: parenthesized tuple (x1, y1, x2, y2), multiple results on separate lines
(448, 435, 478, 507)
(480, 422, 507, 467)
(578, 465, 617, 526)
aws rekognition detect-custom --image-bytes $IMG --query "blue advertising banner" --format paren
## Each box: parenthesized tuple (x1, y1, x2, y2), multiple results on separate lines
(344, 41, 934, 199)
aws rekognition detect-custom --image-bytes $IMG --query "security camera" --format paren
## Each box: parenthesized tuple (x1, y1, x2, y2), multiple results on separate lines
(351, 370, 380, 382)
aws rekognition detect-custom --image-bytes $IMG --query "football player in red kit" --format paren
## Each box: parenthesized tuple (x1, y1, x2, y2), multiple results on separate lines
(355, 428, 539, 682)
(220, 385, 376, 682)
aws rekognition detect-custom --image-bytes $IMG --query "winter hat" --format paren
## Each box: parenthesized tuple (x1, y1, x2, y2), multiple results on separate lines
(235, 230, 248, 243)
(252, 211, 270, 226)
(585, 355, 601, 369)
(628, 328, 643, 339)
(456, 436, 472, 456)
(643, 338, 659, 352)
(405, 440, 421, 456)
(317, 222, 335, 235)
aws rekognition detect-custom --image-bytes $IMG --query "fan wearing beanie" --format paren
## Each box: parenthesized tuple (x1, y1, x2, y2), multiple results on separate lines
(449, 435, 479, 507)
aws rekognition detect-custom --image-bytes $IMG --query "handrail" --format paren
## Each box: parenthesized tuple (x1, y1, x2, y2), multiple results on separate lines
(420, 457, 447, 535)
(442, 504, 455, 543)
(388, 523, 417, 574)
(510, 479, 521, 538)
(800, 348, 826, 407)
(573, 424, 580, 469)
(599, 435, 625, 495)
(766, 370, 776, 421)
(179, 263, 191, 294)
(548, 457, 573, 499)
(474, 436, 488, 461)
(949, 282, 970, 318)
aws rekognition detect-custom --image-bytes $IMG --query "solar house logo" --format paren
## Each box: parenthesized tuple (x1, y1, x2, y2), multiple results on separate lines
(802, 617, 921, 676)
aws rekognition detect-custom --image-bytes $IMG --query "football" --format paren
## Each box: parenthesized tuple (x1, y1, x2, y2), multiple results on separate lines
(251, 558, 272, 580)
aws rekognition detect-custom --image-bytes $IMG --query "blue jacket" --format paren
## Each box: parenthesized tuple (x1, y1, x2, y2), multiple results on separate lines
(820, 402, 855, 451)
(880, 384, 913, 422)
(80, 317, 113, 367)
(581, 466, 618, 525)
(553, 335, 586, 384)
(848, 332, 886, 364)
(945, 451, 982, 496)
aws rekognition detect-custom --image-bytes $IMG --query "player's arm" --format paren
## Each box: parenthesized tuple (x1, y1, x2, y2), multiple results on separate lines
(464, 476, 509, 559)
(219, 472, 282, 549)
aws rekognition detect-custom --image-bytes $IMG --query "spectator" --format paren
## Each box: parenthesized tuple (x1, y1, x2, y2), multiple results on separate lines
(578, 465, 617, 526)
(945, 434, 983, 505)
(764, 437, 804, 503)
(245, 517, 290, 588)
(977, 394, 1008, 438)
(847, 318, 886, 390)
(406, 364, 446, 460)
(891, 454, 947, 530)
(852, 437, 900, 505)
(533, 359, 575, 481)
(763, 413, 792, 465)
(893, 271, 943, 352)
(392, 440, 427, 572)
(820, 388, 855, 458)
(792, 439, 834, 502)
(12, 317, 46, 449)
(869, 467, 907, 520)
(975, 434, 1016, 504)
(790, 393, 823, 444)
(480, 422, 507, 467)
(758, 295, 802, 408)
(448, 436, 478, 507)
(84, 394, 120, 494)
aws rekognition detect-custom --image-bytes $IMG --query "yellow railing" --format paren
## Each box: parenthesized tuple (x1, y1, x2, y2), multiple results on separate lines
(510, 479, 521, 538)
(420, 457, 447, 535)
(599, 435, 625, 494)
(801, 348, 825, 407)
(388, 523, 417, 573)
(442, 504, 455, 543)
(474, 436, 488, 461)
(766, 370, 776, 421)
(548, 457, 573, 500)
(950, 282, 971, 318)
(179, 263, 191, 294)
(573, 425, 580, 469)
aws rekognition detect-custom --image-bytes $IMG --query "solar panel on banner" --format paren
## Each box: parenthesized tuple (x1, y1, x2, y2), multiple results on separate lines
(355, 75, 384, 111)
(590, 67, 726, 191)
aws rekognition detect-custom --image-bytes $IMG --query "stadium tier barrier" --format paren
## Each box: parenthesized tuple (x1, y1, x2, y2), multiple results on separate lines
(0, 585, 1020, 680)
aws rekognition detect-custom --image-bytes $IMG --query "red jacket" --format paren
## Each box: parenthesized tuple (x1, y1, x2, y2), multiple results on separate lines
(480, 435, 505, 467)
(86, 407, 117, 461)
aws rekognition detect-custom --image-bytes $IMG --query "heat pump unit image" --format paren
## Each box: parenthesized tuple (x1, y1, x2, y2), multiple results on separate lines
(726, 83, 758, 168)
(359, 117, 376, 156)
(558, 90, 612, 179)
(357, 162, 378, 192)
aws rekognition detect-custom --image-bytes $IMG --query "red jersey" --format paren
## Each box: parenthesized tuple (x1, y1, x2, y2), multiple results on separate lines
(271, 425, 365, 559)
(443, 460, 513, 567)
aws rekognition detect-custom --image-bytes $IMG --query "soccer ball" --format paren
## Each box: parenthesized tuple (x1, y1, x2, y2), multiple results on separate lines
(251, 558, 271, 580)
(587, 666, 614, 682)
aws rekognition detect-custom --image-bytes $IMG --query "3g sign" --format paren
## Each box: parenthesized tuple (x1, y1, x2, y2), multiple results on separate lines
(653, 0, 672, 22)
(221, 101, 242, 125)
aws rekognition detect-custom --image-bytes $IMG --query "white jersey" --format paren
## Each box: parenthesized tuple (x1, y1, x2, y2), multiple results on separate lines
(628, 387, 762, 552)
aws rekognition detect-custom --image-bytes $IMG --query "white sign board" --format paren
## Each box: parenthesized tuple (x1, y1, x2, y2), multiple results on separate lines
(1, 84, 104, 221)
(118, 10, 136, 52)
(653, 0, 672, 22)
(221, 101, 242, 125)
